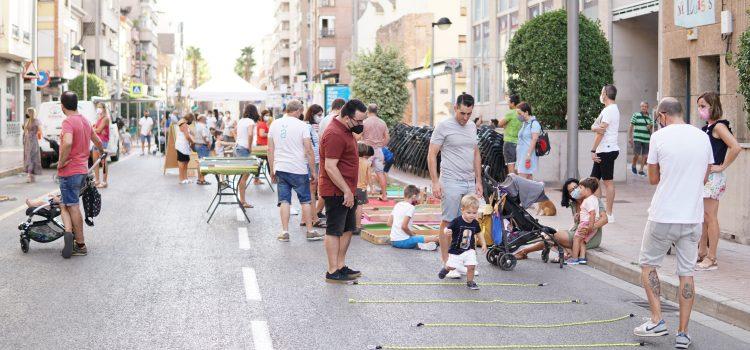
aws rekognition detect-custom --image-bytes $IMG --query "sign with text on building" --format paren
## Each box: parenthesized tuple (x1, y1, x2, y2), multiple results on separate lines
(674, 0, 716, 28)
(130, 83, 147, 98)
(324, 84, 350, 113)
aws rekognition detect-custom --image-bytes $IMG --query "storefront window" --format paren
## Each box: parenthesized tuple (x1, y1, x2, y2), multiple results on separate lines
(6, 76, 17, 123)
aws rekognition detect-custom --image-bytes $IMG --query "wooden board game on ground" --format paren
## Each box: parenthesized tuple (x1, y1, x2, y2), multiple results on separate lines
(360, 223, 440, 245)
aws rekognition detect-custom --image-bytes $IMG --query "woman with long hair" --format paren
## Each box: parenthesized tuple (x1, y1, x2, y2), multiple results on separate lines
(515, 102, 541, 180)
(302, 104, 325, 225)
(235, 104, 258, 208)
(176, 113, 195, 184)
(695, 92, 741, 271)
(22, 107, 42, 183)
(92, 102, 111, 188)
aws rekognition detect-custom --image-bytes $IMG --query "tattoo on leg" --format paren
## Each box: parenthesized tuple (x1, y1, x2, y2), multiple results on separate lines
(682, 283, 694, 299)
(648, 270, 661, 297)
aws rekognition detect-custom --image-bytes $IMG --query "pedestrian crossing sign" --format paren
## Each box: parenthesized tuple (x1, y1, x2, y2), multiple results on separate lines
(130, 83, 147, 98)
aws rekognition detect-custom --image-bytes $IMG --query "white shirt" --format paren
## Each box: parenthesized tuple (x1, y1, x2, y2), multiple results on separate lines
(318, 112, 338, 139)
(268, 115, 311, 175)
(206, 116, 217, 130)
(139, 117, 153, 136)
(235, 118, 256, 149)
(193, 122, 209, 144)
(593, 104, 620, 153)
(175, 122, 191, 154)
(390, 201, 416, 242)
(647, 124, 713, 224)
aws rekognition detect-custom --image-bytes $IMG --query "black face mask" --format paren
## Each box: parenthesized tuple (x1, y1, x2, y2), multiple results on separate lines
(350, 124, 364, 134)
(187, 120, 193, 125)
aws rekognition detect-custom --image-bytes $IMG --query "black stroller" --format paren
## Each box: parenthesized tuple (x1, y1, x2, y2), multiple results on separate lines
(17, 153, 106, 253)
(483, 170, 564, 270)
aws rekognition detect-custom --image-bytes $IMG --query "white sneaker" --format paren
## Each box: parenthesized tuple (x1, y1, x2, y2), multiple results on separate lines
(446, 270, 461, 279)
(634, 319, 668, 337)
(607, 214, 615, 223)
(455, 265, 480, 277)
(417, 242, 437, 251)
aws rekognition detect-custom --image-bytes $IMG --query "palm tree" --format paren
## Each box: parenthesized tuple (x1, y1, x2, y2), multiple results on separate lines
(186, 46, 203, 88)
(234, 46, 256, 82)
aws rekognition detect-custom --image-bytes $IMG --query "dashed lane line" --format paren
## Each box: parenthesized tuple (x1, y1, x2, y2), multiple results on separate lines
(250, 320, 274, 350)
(242, 267, 262, 301)
(238, 227, 250, 250)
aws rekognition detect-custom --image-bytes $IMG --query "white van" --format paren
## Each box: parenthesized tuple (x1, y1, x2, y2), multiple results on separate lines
(37, 101, 120, 168)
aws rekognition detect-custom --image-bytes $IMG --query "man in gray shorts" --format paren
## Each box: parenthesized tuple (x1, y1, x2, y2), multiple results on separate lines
(428, 93, 483, 271)
(633, 97, 713, 349)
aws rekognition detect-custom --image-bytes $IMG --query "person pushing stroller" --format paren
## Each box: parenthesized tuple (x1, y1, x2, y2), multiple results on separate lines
(438, 194, 487, 290)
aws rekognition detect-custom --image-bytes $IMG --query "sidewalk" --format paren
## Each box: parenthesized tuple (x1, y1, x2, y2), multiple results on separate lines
(389, 168, 750, 331)
(0, 148, 23, 179)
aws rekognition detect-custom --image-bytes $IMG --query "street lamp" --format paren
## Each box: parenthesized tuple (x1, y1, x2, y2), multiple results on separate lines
(430, 17, 451, 126)
(71, 44, 87, 101)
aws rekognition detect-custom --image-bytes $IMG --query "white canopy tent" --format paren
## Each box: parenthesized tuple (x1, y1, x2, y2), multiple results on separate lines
(189, 74, 270, 102)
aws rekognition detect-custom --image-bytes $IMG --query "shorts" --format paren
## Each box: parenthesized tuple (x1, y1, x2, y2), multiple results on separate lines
(176, 150, 190, 163)
(446, 249, 478, 268)
(574, 222, 597, 243)
(503, 142, 517, 164)
(59, 173, 86, 206)
(101, 141, 109, 150)
(633, 141, 649, 155)
(140, 134, 151, 143)
(276, 171, 312, 206)
(590, 150, 619, 181)
(371, 147, 385, 173)
(323, 196, 358, 236)
(638, 221, 702, 276)
(703, 171, 727, 200)
(195, 144, 210, 158)
(234, 146, 250, 157)
(391, 235, 425, 249)
(440, 178, 476, 222)
(355, 188, 369, 205)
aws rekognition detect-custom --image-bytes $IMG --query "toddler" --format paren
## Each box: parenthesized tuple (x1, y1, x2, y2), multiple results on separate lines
(388, 185, 439, 250)
(354, 143, 374, 234)
(567, 177, 600, 265)
(438, 194, 487, 290)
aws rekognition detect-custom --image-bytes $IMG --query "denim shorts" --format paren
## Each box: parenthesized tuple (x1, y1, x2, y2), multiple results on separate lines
(140, 134, 151, 143)
(391, 235, 425, 249)
(59, 173, 87, 206)
(276, 170, 311, 206)
(234, 146, 250, 157)
(440, 178, 476, 222)
(195, 144, 210, 158)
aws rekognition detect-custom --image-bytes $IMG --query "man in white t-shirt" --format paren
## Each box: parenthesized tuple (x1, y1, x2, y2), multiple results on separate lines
(590, 84, 620, 222)
(234, 110, 256, 207)
(318, 98, 346, 138)
(268, 100, 323, 242)
(387, 185, 439, 250)
(633, 97, 713, 349)
(138, 110, 154, 156)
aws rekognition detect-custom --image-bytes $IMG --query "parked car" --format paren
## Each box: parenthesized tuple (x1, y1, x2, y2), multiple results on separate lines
(37, 101, 120, 168)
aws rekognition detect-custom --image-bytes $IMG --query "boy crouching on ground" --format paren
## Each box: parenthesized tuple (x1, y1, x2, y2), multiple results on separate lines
(438, 194, 487, 290)
(388, 185, 440, 250)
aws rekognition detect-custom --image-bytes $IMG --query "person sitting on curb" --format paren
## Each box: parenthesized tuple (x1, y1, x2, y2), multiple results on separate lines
(388, 185, 439, 251)
(513, 178, 608, 262)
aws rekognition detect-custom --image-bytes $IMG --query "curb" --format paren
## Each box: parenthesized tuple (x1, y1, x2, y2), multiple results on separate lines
(587, 249, 750, 331)
(0, 166, 23, 179)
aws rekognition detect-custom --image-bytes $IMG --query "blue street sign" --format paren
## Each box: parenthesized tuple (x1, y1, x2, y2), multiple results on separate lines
(36, 71, 50, 87)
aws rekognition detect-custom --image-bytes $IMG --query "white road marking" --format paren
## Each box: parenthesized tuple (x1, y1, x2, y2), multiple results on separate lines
(250, 320, 274, 350)
(242, 267, 262, 301)
(238, 227, 250, 250)
(237, 208, 245, 222)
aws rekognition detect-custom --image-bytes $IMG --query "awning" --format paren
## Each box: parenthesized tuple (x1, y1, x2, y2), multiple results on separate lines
(189, 74, 270, 102)
(407, 60, 463, 81)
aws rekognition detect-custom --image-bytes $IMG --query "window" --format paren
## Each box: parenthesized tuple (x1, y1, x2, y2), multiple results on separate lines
(528, 0, 553, 19)
(481, 22, 490, 58)
(482, 64, 490, 103)
(497, 0, 518, 12)
(319, 46, 336, 70)
(6, 76, 18, 123)
(472, 25, 481, 59)
(320, 16, 335, 37)
(582, 0, 598, 20)
(473, 66, 481, 102)
(473, 0, 488, 21)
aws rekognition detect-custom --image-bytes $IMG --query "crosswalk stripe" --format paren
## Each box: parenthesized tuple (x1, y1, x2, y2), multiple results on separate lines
(250, 320, 274, 350)
(242, 267, 262, 301)
(238, 227, 250, 250)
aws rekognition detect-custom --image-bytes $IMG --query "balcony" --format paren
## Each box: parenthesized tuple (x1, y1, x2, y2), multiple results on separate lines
(319, 59, 336, 71)
(320, 27, 335, 38)
(82, 35, 119, 66)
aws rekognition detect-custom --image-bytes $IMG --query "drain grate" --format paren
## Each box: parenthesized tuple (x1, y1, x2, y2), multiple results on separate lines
(630, 300, 679, 313)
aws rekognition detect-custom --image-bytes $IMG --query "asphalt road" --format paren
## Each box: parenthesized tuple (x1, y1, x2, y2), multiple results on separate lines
(0, 154, 748, 349)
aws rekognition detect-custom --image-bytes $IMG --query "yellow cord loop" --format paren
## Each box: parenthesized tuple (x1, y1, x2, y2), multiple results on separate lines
(348, 298, 582, 305)
(375, 342, 644, 349)
(415, 314, 634, 329)
(353, 281, 547, 287)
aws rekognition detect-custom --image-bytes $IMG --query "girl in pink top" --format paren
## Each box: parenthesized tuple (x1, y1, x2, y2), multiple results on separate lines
(93, 102, 111, 188)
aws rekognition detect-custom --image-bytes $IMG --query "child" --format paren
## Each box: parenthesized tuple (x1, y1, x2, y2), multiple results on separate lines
(567, 177, 600, 265)
(438, 194, 487, 290)
(26, 195, 61, 208)
(213, 129, 234, 157)
(387, 185, 439, 250)
(120, 128, 131, 155)
(354, 143, 374, 234)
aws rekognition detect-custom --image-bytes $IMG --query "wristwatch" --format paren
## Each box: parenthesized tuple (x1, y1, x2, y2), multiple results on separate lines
(590, 150, 596, 153)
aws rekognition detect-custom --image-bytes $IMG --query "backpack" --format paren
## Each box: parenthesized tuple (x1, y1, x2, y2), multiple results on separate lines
(534, 120, 551, 157)
(81, 182, 101, 227)
(382, 147, 394, 164)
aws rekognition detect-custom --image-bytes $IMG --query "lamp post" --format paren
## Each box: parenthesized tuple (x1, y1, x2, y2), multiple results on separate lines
(71, 45, 87, 100)
(430, 17, 451, 126)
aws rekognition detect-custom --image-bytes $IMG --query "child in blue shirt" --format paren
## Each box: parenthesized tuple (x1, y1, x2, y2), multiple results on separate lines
(438, 194, 487, 290)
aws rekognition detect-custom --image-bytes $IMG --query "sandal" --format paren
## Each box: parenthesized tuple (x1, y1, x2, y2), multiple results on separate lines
(241, 202, 254, 209)
(695, 257, 718, 271)
(550, 254, 570, 264)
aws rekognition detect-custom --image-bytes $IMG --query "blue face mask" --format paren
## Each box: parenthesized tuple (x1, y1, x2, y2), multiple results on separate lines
(570, 188, 582, 200)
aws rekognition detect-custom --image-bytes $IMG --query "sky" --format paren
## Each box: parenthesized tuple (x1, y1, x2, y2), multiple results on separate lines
(158, 0, 275, 78)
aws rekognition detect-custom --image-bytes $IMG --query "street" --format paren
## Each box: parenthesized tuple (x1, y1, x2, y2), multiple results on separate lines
(0, 155, 747, 350)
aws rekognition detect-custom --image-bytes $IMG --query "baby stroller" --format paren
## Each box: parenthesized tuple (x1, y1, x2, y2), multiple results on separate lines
(483, 170, 563, 270)
(17, 153, 106, 253)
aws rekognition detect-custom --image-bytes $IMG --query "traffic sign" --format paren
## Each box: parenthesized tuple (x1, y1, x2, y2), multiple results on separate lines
(36, 71, 50, 88)
(23, 61, 39, 80)
(446, 59, 460, 70)
(130, 83, 146, 98)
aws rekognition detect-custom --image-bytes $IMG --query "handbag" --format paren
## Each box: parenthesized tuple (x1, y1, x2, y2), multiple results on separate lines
(534, 120, 551, 156)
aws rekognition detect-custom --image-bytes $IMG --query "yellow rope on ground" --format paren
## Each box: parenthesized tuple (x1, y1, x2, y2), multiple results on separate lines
(416, 314, 634, 329)
(353, 281, 546, 287)
(348, 298, 582, 305)
(375, 342, 644, 349)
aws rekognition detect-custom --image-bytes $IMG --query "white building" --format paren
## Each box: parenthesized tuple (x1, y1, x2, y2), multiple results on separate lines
(0, 0, 35, 148)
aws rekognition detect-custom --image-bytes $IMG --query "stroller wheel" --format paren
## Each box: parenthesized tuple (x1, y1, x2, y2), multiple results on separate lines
(20, 237, 30, 253)
(541, 248, 550, 263)
(499, 253, 517, 271)
(486, 248, 498, 265)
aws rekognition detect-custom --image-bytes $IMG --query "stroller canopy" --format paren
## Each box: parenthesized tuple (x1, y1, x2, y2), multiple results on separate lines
(500, 174, 549, 209)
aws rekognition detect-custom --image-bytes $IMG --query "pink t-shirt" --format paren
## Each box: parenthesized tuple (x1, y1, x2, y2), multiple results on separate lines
(362, 116, 388, 148)
(58, 114, 93, 177)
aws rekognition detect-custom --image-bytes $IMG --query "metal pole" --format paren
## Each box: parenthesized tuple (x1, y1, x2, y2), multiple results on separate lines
(450, 66, 456, 117)
(83, 52, 88, 101)
(429, 24, 435, 126)
(566, 0, 579, 180)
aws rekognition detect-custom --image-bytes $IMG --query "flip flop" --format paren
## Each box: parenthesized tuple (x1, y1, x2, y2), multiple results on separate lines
(242, 202, 254, 209)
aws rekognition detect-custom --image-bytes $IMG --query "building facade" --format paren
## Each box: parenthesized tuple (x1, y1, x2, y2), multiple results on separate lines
(0, 0, 35, 148)
(121, 0, 159, 96)
(36, 0, 86, 101)
(271, 0, 292, 91)
(311, 0, 353, 84)
(81, 0, 120, 98)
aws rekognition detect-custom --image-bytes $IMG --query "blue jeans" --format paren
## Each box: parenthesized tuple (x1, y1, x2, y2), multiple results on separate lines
(59, 174, 87, 206)
(276, 171, 311, 206)
(195, 144, 209, 158)
(391, 235, 425, 249)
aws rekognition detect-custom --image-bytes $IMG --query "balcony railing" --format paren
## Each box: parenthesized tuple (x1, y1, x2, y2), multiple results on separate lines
(320, 27, 335, 38)
(319, 59, 335, 71)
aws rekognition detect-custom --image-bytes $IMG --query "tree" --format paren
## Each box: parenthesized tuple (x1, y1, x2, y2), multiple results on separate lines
(68, 73, 109, 101)
(186, 46, 207, 88)
(234, 46, 256, 82)
(347, 45, 409, 128)
(506, 10, 613, 129)
(736, 10, 750, 131)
